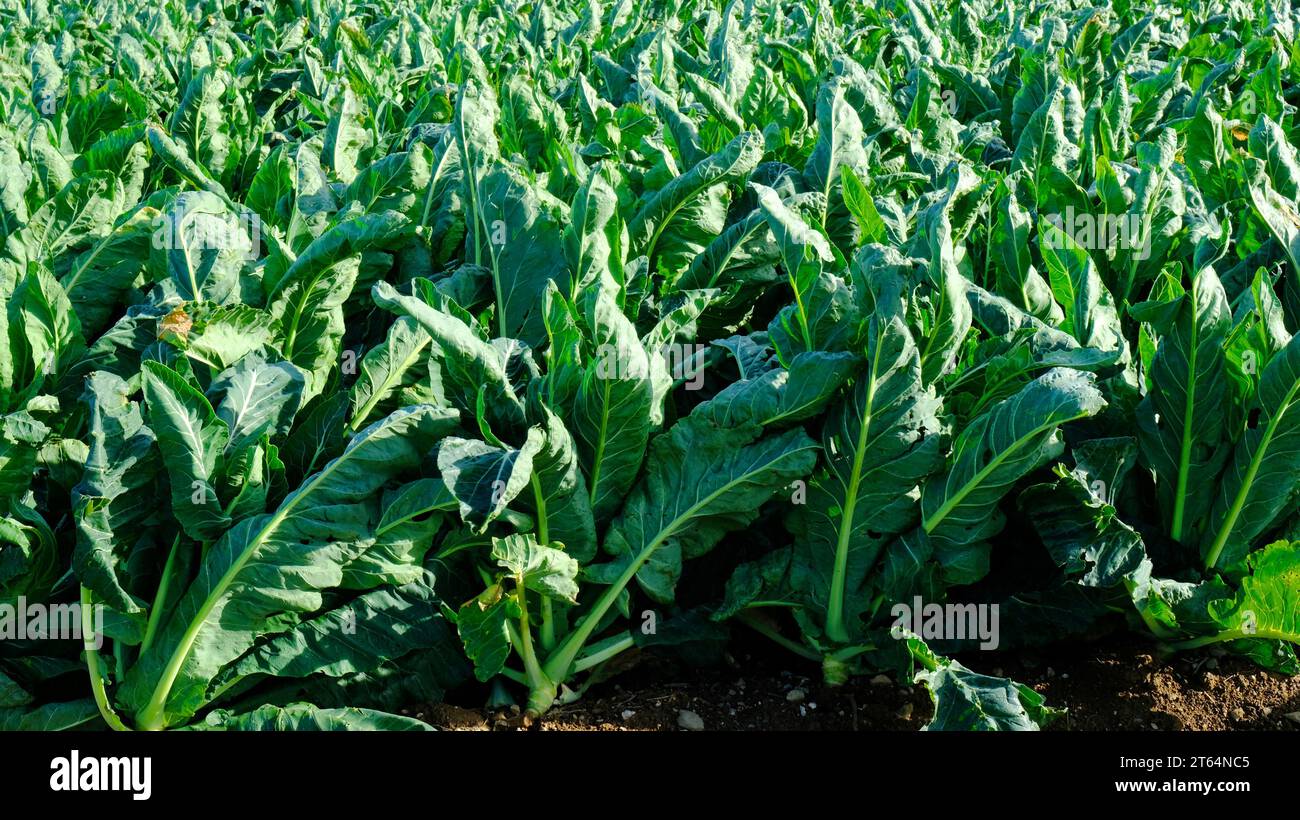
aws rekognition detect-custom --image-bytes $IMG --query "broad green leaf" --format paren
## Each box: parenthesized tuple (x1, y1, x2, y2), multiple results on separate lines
(920, 369, 1106, 583)
(1134, 267, 1231, 545)
(195, 703, 430, 731)
(492, 533, 579, 603)
(141, 360, 231, 541)
(118, 404, 459, 729)
(596, 419, 818, 603)
(1203, 331, 1300, 571)
(437, 431, 542, 532)
(788, 271, 945, 642)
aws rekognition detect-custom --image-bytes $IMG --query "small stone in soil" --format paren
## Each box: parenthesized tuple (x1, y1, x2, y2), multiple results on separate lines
(1205, 658, 1219, 670)
(786, 688, 806, 702)
(897, 703, 914, 719)
(869, 674, 891, 686)
(621, 709, 636, 720)
(1283, 711, 1300, 725)
(677, 709, 705, 731)
(1231, 707, 1246, 721)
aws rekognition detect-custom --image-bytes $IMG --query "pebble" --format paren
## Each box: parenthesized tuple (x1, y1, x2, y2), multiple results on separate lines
(621, 709, 636, 720)
(1046, 667, 1056, 678)
(677, 709, 705, 731)
(869, 674, 892, 687)
(787, 687, 806, 702)
(808, 702, 817, 710)
(1283, 711, 1300, 725)
(1209, 646, 1228, 658)
(1204, 658, 1219, 670)
(1231, 707, 1246, 721)
(992, 667, 1003, 677)
(897, 703, 914, 719)
(1261, 707, 1272, 717)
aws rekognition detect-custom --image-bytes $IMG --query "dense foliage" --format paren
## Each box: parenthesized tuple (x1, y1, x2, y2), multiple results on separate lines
(2, 0, 1299, 731)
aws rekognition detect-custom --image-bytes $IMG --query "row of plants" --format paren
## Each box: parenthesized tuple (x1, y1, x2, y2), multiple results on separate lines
(1, 0, 1299, 731)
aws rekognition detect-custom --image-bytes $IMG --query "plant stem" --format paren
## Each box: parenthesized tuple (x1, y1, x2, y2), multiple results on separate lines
(539, 597, 556, 652)
(736, 610, 821, 662)
(81, 586, 130, 732)
(827, 341, 881, 643)
(572, 632, 636, 673)
(141, 534, 182, 655)
(542, 542, 653, 684)
(509, 583, 558, 716)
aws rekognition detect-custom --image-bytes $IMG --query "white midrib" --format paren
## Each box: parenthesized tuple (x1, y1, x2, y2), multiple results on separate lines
(1205, 372, 1300, 568)
(922, 411, 1089, 534)
(136, 424, 369, 727)
(544, 438, 815, 680)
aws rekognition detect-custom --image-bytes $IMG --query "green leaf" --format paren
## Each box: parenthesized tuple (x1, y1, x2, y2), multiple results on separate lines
(1134, 266, 1231, 545)
(920, 369, 1106, 583)
(788, 270, 945, 642)
(209, 355, 306, 455)
(570, 287, 656, 521)
(597, 419, 818, 603)
(437, 431, 542, 532)
(349, 316, 430, 433)
(628, 130, 764, 268)
(906, 636, 1058, 731)
(229, 575, 460, 681)
(520, 406, 597, 562)
(119, 404, 459, 729)
(0, 699, 101, 731)
(141, 360, 232, 541)
(372, 280, 526, 431)
(1204, 331, 1300, 571)
(1207, 541, 1300, 644)
(456, 584, 516, 682)
(269, 212, 416, 398)
(492, 533, 579, 603)
(195, 703, 430, 731)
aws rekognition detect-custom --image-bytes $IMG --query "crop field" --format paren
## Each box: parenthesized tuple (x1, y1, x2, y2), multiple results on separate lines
(1, 0, 1299, 735)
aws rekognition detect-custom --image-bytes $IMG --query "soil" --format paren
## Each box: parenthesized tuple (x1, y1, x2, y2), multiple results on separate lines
(406, 634, 1300, 731)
